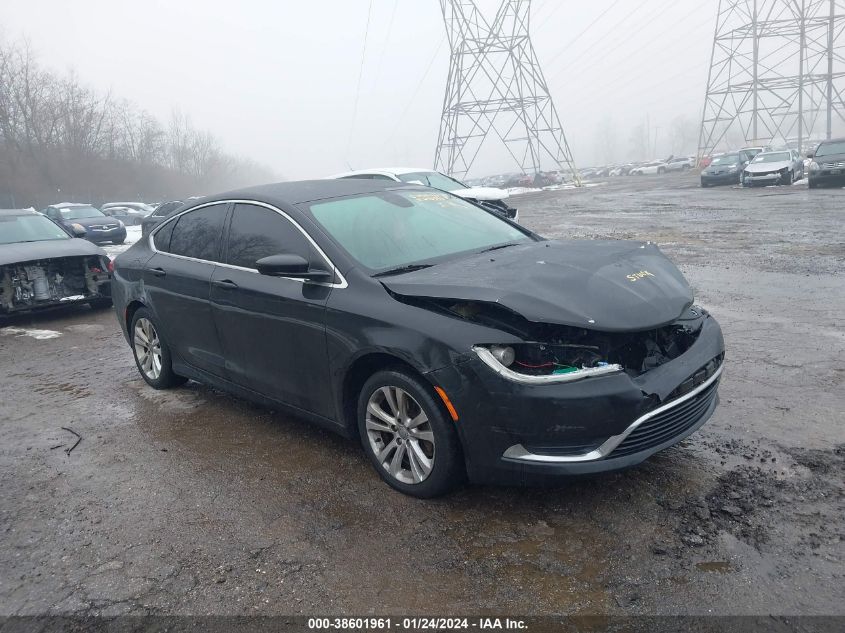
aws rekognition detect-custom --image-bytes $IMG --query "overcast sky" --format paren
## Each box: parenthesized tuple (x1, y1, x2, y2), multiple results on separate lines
(1, 0, 716, 179)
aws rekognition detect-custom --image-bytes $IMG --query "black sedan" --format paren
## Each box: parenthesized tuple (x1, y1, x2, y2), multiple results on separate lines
(112, 180, 724, 497)
(700, 152, 749, 187)
(808, 137, 845, 188)
(1, 208, 113, 315)
(42, 203, 127, 245)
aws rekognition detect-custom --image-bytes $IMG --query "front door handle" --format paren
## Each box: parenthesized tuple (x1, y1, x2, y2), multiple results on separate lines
(149, 267, 166, 278)
(214, 279, 238, 289)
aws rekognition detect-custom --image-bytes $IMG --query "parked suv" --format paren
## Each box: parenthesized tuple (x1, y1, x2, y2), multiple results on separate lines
(807, 138, 845, 188)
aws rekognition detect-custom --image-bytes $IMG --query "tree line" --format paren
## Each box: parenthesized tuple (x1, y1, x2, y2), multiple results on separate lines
(0, 38, 274, 209)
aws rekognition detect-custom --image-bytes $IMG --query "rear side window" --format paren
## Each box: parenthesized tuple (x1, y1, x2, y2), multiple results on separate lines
(153, 220, 175, 251)
(225, 204, 313, 269)
(167, 204, 228, 261)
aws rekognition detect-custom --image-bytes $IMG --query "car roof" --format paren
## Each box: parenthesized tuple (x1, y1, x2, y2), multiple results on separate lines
(329, 167, 439, 178)
(819, 137, 845, 144)
(0, 208, 40, 216)
(102, 201, 149, 207)
(48, 202, 95, 208)
(190, 179, 423, 208)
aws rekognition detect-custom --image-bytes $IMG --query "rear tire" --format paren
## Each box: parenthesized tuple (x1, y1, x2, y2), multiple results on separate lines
(130, 308, 187, 389)
(358, 369, 464, 498)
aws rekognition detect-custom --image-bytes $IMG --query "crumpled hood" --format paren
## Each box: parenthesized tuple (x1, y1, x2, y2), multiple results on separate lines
(382, 240, 694, 332)
(0, 238, 107, 266)
(745, 161, 791, 174)
(452, 186, 509, 202)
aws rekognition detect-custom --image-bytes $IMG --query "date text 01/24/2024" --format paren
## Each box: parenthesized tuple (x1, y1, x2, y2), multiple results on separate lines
(307, 618, 527, 630)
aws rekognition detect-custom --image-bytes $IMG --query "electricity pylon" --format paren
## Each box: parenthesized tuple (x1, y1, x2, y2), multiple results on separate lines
(698, 0, 845, 160)
(434, 0, 580, 183)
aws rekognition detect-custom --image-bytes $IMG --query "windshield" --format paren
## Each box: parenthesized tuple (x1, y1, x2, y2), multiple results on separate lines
(816, 141, 845, 157)
(56, 206, 104, 219)
(397, 171, 466, 192)
(752, 152, 791, 164)
(711, 154, 739, 165)
(0, 214, 69, 245)
(308, 190, 531, 272)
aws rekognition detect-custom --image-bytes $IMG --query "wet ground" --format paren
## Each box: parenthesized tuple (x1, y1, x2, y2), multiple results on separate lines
(1, 174, 843, 617)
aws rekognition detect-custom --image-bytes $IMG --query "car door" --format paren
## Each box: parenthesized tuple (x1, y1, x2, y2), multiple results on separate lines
(210, 202, 335, 418)
(144, 202, 230, 377)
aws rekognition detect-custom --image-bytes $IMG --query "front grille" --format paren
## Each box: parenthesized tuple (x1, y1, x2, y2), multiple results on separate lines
(821, 161, 845, 169)
(608, 370, 721, 459)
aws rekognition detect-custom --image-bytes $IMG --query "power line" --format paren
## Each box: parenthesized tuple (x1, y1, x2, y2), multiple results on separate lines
(542, 0, 623, 64)
(387, 34, 446, 144)
(372, 0, 398, 91)
(346, 0, 375, 161)
(549, 0, 672, 82)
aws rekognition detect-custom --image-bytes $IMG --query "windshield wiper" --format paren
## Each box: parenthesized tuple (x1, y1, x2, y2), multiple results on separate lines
(479, 242, 518, 254)
(373, 264, 434, 278)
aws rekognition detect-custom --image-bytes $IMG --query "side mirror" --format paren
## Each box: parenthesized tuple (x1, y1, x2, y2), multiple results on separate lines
(70, 224, 87, 238)
(255, 254, 332, 281)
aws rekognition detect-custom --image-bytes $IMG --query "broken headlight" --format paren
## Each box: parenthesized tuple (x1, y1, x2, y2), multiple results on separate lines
(473, 344, 622, 385)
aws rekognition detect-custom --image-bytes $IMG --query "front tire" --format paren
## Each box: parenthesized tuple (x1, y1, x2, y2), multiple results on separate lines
(358, 369, 464, 498)
(130, 308, 186, 389)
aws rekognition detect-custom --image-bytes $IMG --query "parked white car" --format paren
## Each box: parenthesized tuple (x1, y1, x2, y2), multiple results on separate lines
(742, 149, 805, 186)
(329, 168, 518, 222)
(666, 157, 695, 172)
(630, 161, 669, 176)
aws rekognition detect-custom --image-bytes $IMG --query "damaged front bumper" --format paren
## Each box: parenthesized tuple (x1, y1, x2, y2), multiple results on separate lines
(428, 315, 725, 485)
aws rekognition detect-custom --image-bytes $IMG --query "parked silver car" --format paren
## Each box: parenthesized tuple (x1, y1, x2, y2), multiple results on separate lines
(742, 150, 804, 186)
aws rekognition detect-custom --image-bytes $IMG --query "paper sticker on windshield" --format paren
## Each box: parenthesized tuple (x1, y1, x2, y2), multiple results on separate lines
(408, 192, 450, 203)
(407, 192, 466, 209)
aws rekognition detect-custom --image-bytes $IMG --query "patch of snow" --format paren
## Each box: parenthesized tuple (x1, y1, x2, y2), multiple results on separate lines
(505, 187, 543, 195)
(792, 178, 808, 186)
(0, 327, 62, 340)
(103, 225, 143, 259)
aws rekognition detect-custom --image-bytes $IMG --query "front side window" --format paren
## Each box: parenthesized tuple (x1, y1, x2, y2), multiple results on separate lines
(167, 203, 228, 261)
(225, 204, 312, 269)
(308, 190, 531, 272)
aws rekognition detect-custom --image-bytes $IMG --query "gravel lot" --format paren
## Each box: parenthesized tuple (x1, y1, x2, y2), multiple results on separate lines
(1, 174, 842, 617)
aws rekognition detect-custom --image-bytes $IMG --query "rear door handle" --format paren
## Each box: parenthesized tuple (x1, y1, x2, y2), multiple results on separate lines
(149, 267, 166, 278)
(214, 279, 238, 289)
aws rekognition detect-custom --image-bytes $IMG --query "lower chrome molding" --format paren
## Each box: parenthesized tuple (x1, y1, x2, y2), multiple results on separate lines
(502, 364, 723, 464)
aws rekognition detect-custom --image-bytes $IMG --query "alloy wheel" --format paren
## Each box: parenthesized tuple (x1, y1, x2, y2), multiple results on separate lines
(365, 386, 435, 485)
(133, 317, 162, 380)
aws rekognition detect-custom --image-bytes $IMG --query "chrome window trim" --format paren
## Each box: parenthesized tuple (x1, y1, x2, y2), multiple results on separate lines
(473, 345, 623, 385)
(502, 364, 723, 464)
(148, 199, 348, 289)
